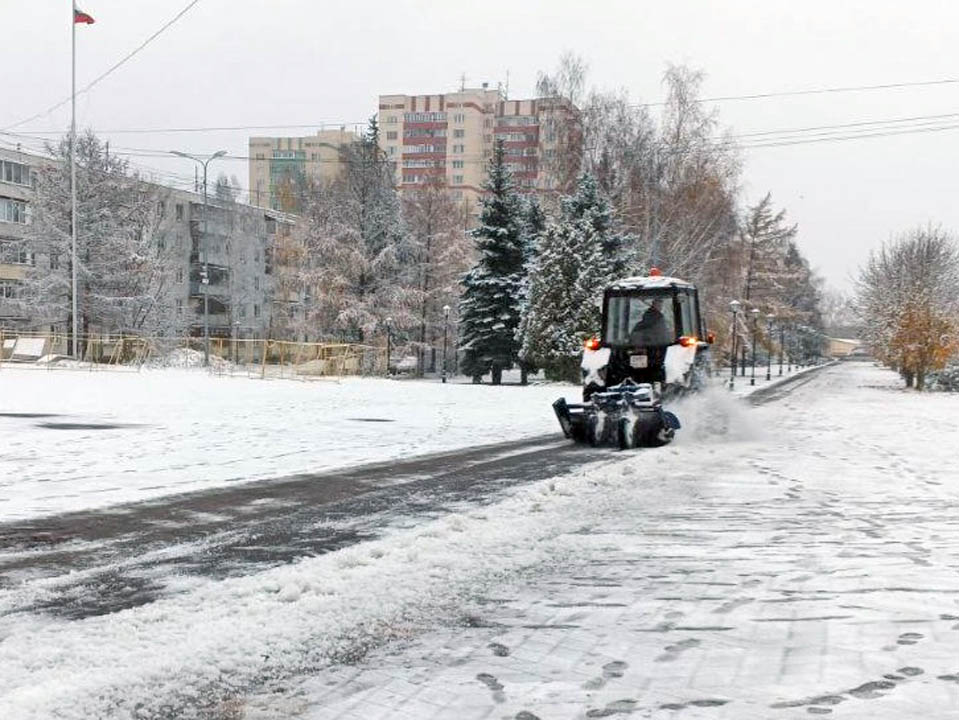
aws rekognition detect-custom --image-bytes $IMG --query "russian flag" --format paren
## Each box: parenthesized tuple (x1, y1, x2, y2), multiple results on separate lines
(74, 4, 95, 24)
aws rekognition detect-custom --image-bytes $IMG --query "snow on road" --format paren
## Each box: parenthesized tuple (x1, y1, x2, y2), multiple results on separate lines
(4, 362, 959, 719)
(0, 367, 577, 520)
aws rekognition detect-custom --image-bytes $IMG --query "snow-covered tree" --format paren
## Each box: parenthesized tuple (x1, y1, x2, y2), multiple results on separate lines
(21, 130, 183, 350)
(517, 217, 606, 381)
(458, 142, 526, 384)
(400, 178, 471, 375)
(856, 226, 959, 389)
(517, 174, 618, 380)
(561, 172, 633, 278)
(294, 118, 409, 343)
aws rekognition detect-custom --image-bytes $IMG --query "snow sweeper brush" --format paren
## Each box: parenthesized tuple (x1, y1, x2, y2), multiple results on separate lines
(553, 380, 681, 448)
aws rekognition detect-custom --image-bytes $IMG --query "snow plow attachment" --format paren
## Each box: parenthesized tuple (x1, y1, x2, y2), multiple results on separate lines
(553, 381, 681, 449)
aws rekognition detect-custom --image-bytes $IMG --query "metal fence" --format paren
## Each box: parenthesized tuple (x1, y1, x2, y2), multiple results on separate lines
(0, 330, 388, 379)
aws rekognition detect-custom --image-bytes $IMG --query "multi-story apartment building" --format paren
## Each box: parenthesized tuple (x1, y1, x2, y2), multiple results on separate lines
(0, 144, 292, 342)
(0, 146, 39, 329)
(156, 186, 288, 341)
(248, 128, 358, 211)
(376, 84, 579, 214)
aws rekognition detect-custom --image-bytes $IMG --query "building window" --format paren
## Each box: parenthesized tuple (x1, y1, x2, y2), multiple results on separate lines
(403, 111, 447, 123)
(176, 298, 183, 316)
(254, 276, 260, 290)
(0, 197, 28, 224)
(175, 203, 184, 221)
(50, 253, 59, 270)
(176, 268, 183, 283)
(452, 160, 464, 169)
(0, 161, 31, 187)
(452, 144, 464, 154)
(388, 146, 396, 156)
(453, 129, 465, 138)
(0, 241, 31, 265)
(386, 131, 397, 140)
(452, 175, 464, 185)
(453, 113, 465, 123)
(253, 304, 260, 318)
(385, 115, 398, 124)
(0, 279, 22, 298)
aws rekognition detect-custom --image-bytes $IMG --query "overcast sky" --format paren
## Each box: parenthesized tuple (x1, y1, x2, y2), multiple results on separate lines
(4, 0, 959, 292)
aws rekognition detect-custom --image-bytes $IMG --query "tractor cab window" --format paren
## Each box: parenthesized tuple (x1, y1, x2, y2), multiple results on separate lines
(605, 292, 677, 347)
(676, 291, 697, 337)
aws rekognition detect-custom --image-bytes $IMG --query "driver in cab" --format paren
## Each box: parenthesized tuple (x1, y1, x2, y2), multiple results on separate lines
(630, 297, 672, 346)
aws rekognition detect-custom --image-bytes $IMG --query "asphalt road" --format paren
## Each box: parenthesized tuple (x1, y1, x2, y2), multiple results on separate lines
(0, 367, 831, 622)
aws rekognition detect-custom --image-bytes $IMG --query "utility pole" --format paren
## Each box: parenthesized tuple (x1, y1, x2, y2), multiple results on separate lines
(70, 3, 78, 358)
(170, 151, 227, 366)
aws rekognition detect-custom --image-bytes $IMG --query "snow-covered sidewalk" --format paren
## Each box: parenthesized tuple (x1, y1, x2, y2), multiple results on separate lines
(0, 368, 578, 520)
(250, 362, 959, 719)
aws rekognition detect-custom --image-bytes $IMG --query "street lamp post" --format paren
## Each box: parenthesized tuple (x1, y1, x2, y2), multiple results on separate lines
(232, 320, 240, 365)
(442, 304, 450, 384)
(787, 326, 793, 373)
(765, 313, 775, 381)
(170, 150, 227, 367)
(385, 317, 393, 377)
(778, 323, 785, 376)
(729, 300, 741, 390)
(750, 308, 760, 386)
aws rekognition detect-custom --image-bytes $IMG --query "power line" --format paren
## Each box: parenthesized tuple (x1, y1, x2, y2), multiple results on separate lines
(635, 77, 959, 107)
(12, 74, 959, 137)
(10, 122, 369, 136)
(1, 0, 203, 133)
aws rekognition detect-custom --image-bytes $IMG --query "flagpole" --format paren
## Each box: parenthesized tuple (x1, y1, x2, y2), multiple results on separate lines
(70, 2, 79, 358)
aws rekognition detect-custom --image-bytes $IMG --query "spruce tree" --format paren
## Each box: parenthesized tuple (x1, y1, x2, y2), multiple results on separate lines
(458, 142, 525, 384)
(562, 172, 633, 278)
(517, 174, 618, 381)
(518, 218, 606, 381)
(514, 195, 547, 384)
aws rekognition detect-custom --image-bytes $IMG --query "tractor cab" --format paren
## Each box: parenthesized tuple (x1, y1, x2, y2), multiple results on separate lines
(589, 273, 709, 396)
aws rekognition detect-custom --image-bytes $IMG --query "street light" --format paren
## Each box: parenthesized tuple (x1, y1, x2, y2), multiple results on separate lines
(170, 150, 227, 367)
(385, 316, 393, 377)
(778, 322, 785, 376)
(442, 304, 450, 384)
(750, 307, 760, 386)
(765, 313, 775, 381)
(729, 300, 741, 390)
(787, 325, 793, 373)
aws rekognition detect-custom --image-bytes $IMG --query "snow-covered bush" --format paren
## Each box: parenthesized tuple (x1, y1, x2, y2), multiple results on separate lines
(928, 364, 959, 392)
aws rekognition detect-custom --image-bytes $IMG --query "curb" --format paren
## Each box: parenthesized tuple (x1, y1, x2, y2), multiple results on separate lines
(746, 360, 840, 406)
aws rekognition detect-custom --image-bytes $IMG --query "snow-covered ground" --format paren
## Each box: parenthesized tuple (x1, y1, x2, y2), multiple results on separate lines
(4, 362, 959, 718)
(0, 368, 578, 520)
